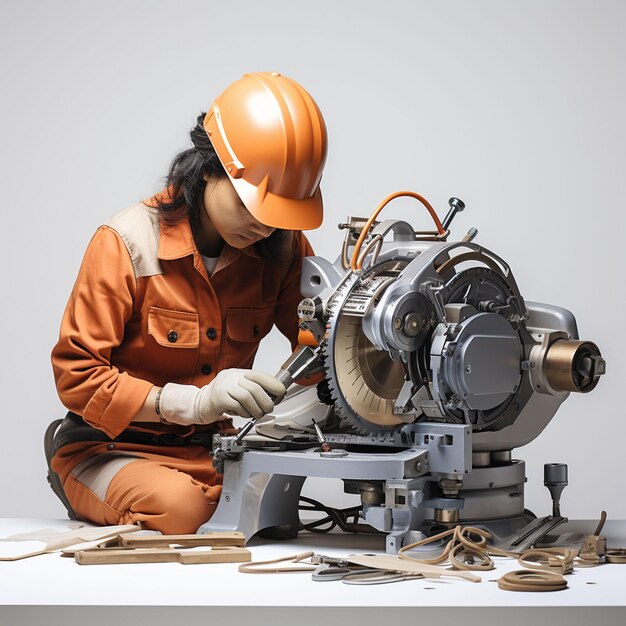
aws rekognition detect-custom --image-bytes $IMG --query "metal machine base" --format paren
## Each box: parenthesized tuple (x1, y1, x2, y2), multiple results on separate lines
(200, 422, 547, 554)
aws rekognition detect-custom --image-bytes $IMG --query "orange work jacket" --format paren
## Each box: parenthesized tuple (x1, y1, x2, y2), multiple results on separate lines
(51, 195, 315, 482)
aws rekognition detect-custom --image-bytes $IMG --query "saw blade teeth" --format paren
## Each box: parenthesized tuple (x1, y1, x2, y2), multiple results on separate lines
(318, 266, 408, 436)
(318, 273, 367, 432)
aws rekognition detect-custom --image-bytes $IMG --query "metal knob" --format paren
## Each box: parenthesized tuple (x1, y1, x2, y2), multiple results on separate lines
(442, 197, 466, 231)
(544, 463, 568, 517)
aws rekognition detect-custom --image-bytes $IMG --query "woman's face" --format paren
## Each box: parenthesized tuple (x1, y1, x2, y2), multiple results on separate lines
(201, 175, 275, 248)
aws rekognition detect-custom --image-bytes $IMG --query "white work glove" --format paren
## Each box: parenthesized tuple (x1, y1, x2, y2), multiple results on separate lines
(158, 368, 287, 426)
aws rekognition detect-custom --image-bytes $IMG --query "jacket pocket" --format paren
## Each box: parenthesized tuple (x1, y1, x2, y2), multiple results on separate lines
(226, 305, 274, 343)
(148, 306, 199, 348)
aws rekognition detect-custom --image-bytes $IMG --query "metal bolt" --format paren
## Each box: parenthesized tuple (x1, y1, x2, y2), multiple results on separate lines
(442, 197, 466, 231)
(394, 317, 403, 330)
(465, 365, 472, 373)
(403, 312, 422, 337)
(416, 462, 423, 472)
(224, 495, 231, 503)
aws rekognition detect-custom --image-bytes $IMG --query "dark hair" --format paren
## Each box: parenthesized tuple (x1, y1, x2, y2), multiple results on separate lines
(155, 112, 290, 263)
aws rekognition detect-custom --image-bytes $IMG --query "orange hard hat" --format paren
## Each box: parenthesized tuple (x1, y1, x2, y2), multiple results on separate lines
(204, 72, 327, 230)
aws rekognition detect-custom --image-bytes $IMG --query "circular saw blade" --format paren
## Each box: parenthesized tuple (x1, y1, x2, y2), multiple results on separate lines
(321, 263, 409, 434)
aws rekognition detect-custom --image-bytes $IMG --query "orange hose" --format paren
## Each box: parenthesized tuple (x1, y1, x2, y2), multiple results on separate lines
(350, 191, 445, 271)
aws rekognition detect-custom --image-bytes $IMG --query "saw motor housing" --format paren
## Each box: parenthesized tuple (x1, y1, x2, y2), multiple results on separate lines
(301, 218, 604, 449)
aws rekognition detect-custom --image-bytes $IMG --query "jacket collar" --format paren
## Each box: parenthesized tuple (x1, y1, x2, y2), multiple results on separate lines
(144, 188, 261, 263)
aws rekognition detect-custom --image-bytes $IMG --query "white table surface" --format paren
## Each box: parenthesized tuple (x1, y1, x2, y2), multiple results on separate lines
(1, 518, 625, 626)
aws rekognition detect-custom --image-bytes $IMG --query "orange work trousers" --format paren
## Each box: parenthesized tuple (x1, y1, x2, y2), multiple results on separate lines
(61, 445, 223, 534)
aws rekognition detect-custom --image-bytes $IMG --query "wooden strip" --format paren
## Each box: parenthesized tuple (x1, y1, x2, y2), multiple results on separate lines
(120, 532, 245, 548)
(74, 546, 250, 565)
(178, 547, 251, 564)
(76, 548, 180, 564)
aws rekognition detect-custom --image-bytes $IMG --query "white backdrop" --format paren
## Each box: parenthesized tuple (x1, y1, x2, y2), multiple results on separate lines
(0, 0, 624, 520)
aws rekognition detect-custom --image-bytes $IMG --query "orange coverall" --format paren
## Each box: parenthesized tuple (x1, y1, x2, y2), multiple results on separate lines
(51, 195, 314, 533)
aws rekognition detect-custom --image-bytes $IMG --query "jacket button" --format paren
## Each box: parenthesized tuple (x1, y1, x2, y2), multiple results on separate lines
(206, 327, 217, 340)
(201, 364, 213, 375)
(167, 330, 178, 343)
(253, 325, 260, 337)
(107, 443, 115, 450)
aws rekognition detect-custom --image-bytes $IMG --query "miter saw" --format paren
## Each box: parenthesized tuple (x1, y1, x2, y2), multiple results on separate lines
(201, 192, 606, 553)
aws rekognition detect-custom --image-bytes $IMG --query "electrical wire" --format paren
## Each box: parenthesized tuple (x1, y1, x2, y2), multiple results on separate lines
(298, 496, 382, 535)
(355, 234, 384, 270)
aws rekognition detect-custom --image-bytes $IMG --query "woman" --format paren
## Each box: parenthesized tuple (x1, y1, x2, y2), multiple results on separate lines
(48, 72, 328, 534)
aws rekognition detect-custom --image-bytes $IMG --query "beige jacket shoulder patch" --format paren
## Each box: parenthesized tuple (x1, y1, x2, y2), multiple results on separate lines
(106, 203, 162, 279)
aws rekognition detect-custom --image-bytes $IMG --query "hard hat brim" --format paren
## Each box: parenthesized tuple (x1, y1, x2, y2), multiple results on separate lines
(231, 175, 324, 231)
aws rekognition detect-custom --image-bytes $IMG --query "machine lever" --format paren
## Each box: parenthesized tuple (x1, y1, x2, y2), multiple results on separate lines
(544, 463, 568, 518)
(441, 197, 465, 231)
(500, 463, 569, 552)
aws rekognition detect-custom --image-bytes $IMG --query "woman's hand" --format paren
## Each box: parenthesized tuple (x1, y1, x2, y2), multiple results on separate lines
(158, 369, 287, 426)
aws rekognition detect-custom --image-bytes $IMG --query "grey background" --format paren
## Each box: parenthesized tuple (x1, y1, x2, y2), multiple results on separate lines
(0, 0, 623, 520)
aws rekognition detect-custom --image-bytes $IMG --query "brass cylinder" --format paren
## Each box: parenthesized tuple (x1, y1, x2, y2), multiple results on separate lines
(359, 483, 384, 506)
(434, 508, 460, 524)
(544, 340, 602, 393)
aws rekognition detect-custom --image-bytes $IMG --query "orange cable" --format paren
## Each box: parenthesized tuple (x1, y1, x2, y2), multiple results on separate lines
(350, 191, 445, 270)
